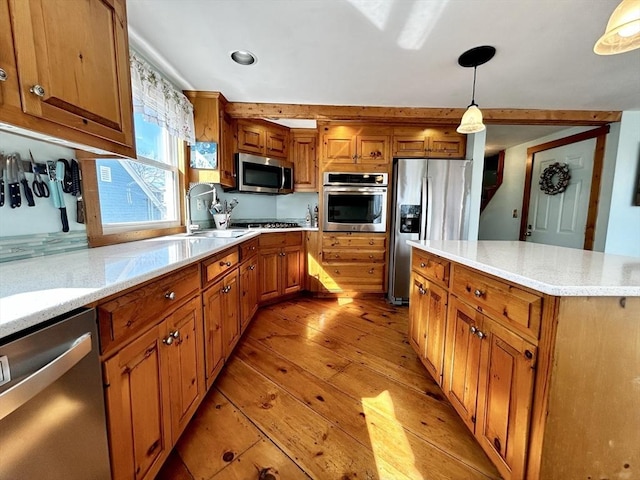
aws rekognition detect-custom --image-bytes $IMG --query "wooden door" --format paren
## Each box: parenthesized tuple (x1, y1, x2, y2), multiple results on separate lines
(282, 245, 303, 295)
(202, 280, 225, 388)
(103, 324, 170, 480)
(219, 111, 236, 187)
(239, 258, 258, 332)
(9, 0, 134, 149)
(323, 131, 357, 163)
(258, 246, 281, 302)
(0, 0, 21, 114)
(164, 297, 203, 443)
(291, 130, 318, 191)
(443, 296, 483, 432)
(525, 139, 596, 248)
(357, 135, 390, 164)
(222, 269, 240, 357)
(266, 128, 288, 158)
(237, 120, 265, 155)
(393, 135, 428, 158)
(475, 318, 536, 480)
(423, 281, 448, 386)
(408, 272, 428, 355)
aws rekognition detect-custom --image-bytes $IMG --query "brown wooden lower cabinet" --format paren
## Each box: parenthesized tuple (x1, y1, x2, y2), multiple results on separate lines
(240, 254, 259, 333)
(258, 232, 304, 303)
(409, 247, 639, 480)
(103, 297, 203, 480)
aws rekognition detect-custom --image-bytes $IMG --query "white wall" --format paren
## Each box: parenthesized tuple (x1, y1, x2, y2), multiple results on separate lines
(0, 131, 84, 237)
(604, 111, 640, 257)
(467, 130, 486, 240)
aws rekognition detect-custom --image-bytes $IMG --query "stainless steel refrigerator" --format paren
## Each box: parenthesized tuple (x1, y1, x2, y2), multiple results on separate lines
(388, 158, 472, 304)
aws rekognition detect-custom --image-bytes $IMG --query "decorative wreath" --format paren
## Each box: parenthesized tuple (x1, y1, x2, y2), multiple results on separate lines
(539, 162, 571, 195)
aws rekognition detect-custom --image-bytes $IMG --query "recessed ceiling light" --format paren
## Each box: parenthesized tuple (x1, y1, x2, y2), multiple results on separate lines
(230, 50, 257, 65)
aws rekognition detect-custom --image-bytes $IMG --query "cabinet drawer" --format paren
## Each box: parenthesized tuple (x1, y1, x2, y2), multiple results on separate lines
(259, 232, 303, 247)
(240, 238, 259, 262)
(323, 249, 385, 263)
(412, 251, 450, 288)
(98, 265, 200, 353)
(202, 248, 239, 287)
(320, 264, 385, 292)
(322, 234, 386, 249)
(452, 266, 542, 340)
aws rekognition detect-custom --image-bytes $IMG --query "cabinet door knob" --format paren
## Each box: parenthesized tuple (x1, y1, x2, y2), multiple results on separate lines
(0, 69, 7, 82)
(171, 330, 180, 339)
(165, 291, 176, 300)
(249, 264, 256, 270)
(493, 437, 501, 452)
(220, 260, 231, 266)
(162, 335, 174, 346)
(368, 268, 374, 274)
(474, 289, 484, 298)
(476, 330, 486, 339)
(30, 84, 46, 97)
(420, 262, 426, 268)
(418, 286, 426, 295)
(470, 326, 477, 334)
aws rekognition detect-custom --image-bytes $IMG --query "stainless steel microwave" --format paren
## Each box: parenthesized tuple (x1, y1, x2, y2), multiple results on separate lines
(323, 172, 388, 232)
(234, 153, 294, 194)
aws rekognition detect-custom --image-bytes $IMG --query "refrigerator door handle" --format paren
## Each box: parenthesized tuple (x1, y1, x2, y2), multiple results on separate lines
(425, 176, 434, 240)
(419, 176, 428, 240)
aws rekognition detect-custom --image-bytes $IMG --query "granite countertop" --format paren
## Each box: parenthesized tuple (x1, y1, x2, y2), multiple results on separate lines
(408, 240, 640, 297)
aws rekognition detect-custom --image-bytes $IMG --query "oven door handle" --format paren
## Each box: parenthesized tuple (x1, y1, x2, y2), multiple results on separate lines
(0, 332, 92, 421)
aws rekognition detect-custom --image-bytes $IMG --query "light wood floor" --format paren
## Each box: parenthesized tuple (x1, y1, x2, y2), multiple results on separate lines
(156, 297, 501, 480)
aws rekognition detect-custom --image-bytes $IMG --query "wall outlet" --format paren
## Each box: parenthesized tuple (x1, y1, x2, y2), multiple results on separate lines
(197, 199, 205, 211)
(512, 209, 518, 218)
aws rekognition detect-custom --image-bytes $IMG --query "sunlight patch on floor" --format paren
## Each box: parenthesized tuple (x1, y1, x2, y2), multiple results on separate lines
(362, 390, 423, 479)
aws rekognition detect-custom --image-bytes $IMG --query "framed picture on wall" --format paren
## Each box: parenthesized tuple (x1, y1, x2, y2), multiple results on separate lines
(190, 142, 217, 170)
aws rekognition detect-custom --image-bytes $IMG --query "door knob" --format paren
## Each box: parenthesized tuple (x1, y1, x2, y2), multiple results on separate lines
(30, 84, 46, 97)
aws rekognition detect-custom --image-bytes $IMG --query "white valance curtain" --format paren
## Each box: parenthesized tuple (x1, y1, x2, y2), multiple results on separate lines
(130, 50, 195, 144)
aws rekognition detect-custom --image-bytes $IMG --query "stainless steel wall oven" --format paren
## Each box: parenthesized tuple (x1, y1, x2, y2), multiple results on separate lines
(323, 172, 388, 232)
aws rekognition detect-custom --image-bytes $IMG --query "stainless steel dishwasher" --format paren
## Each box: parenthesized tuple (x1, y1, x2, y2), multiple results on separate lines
(0, 308, 111, 479)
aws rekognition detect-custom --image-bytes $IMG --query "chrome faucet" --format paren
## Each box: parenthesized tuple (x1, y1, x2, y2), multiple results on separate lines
(185, 182, 217, 235)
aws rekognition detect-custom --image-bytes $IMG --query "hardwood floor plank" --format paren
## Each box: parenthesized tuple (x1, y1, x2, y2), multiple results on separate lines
(216, 355, 411, 479)
(210, 439, 310, 480)
(236, 337, 499, 479)
(173, 389, 262, 479)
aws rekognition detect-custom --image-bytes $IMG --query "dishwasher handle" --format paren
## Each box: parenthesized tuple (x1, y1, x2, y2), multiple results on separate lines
(0, 332, 92, 421)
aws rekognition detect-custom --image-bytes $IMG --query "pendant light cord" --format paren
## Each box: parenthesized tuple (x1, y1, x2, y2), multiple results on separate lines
(470, 66, 478, 107)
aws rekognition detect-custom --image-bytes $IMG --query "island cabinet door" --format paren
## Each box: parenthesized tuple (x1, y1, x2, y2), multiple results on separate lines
(104, 324, 171, 480)
(443, 296, 484, 432)
(164, 298, 205, 444)
(423, 281, 448, 387)
(222, 269, 241, 358)
(202, 281, 225, 389)
(475, 318, 537, 480)
(408, 272, 429, 356)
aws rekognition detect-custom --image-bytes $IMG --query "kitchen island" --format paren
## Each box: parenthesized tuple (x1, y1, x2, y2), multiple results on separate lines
(407, 240, 639, 480)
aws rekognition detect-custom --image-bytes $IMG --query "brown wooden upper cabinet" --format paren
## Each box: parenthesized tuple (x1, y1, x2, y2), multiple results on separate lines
(237, 119, 289, 159)
(1, 0, 136, 157)
(321, 125, 392, 171)
(290, 128, 318, 192)
(393, 126, 466, 158)
(183, 91, 236, 188)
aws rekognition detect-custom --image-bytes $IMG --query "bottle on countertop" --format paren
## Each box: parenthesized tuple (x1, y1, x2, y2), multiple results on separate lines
(313, 204, 318, 228)
(305, 204, 312, 225)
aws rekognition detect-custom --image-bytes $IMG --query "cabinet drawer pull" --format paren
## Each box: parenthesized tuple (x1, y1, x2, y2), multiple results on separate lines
(420, 262, 426, 268)
(220, 261, 232, 266)
(369, 239, 374, 245)
(334, 269, 340, 274)
(165, 291, 176, 300)
(0, 69, 7, 82)
(474, 289, 484, 298)
(30, 84, 46, 97)
(368, 268, 374, 274)
(368, 254, 373, 259)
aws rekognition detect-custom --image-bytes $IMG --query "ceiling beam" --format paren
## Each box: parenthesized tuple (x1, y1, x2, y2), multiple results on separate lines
(225, 102, 621, 126)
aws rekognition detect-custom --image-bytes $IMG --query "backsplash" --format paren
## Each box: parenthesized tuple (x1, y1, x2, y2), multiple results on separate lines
(0, 231, 88, 263)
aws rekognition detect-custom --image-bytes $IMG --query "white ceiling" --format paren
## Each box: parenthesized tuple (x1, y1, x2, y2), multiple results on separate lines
(127, 0, 640, 152)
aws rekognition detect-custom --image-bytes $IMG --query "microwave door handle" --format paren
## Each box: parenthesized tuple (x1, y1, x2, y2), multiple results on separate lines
(281, 168, 285, 191)
(419, 176, 428, 240)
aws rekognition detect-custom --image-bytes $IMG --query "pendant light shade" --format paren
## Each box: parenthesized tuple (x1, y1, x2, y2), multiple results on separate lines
(594, 0, 640, 55)
(457, 104, 485, 134)
(456, 46, 496, 135)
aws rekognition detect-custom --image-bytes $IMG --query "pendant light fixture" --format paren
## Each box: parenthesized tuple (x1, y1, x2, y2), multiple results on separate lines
(456, 45, 496, 135)
(594, 0, 640, 55)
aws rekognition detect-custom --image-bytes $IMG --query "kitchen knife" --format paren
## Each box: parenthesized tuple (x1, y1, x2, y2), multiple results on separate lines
(55, 161, 69, 232)
(15, 153, 35, 207)
(8, 155, 21, 208)
(0, 154, 5, 207)
(70, 159, 84, 224)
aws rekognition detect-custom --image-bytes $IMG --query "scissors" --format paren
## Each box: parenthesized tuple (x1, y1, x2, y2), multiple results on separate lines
(29, 150, 49, 198)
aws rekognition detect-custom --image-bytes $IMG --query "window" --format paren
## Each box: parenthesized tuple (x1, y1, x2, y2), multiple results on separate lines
(96, 113, 180, 234)
(83, 51, 195, 246)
